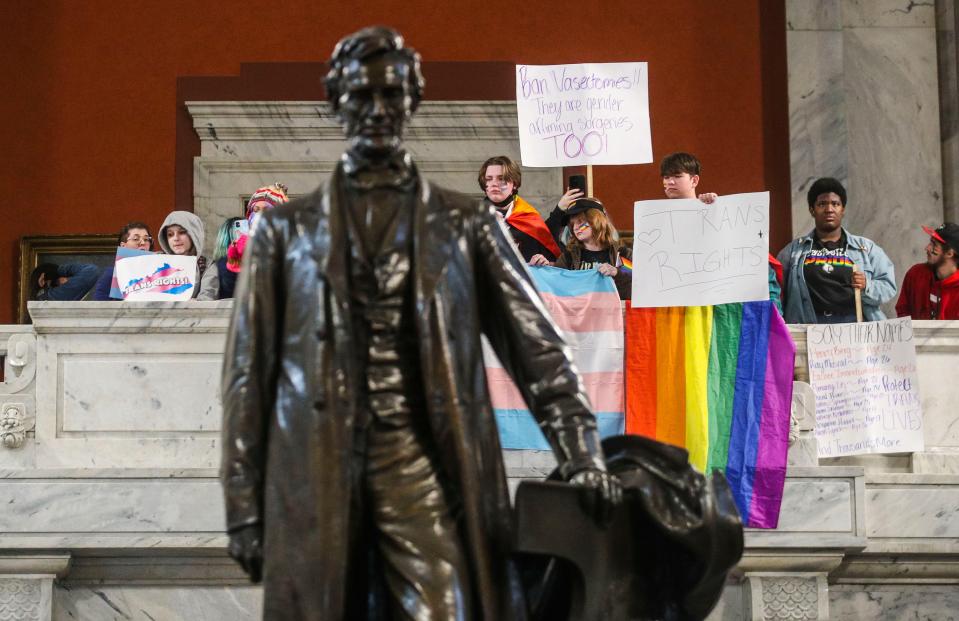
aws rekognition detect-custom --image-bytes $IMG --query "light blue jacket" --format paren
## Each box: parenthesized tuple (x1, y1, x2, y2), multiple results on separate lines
(776, 229, 896, 323)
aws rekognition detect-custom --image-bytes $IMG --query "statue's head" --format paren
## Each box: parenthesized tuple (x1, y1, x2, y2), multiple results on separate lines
(324, 26, 425, 158)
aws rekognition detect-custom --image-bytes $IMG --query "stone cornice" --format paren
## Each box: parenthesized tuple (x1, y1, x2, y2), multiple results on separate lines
(186, 100, 519, 141)
(27, 301, 233, 334)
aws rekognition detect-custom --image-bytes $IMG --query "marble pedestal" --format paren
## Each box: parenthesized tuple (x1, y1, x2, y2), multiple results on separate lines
(743, 573, 829, 621)
(0, 556, 68, 621)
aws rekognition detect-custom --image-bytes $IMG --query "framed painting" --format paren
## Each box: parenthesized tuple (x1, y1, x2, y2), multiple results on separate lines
(17, 234, 118, 323)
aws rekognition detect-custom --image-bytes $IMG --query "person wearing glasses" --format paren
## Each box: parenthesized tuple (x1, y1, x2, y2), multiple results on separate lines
(92, 221, 154, 301)
(777, 177, 896, 323)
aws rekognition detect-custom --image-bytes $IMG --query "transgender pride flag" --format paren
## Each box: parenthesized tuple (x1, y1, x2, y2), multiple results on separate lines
(485, 267, 625, 449)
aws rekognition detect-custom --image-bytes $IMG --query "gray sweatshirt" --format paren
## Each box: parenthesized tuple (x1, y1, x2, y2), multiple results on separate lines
(158, 211, 207, 298)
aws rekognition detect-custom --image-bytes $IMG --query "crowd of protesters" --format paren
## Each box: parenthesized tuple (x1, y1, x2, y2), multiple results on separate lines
(29, 184, 289, 305)
(27, 156, 959, 322)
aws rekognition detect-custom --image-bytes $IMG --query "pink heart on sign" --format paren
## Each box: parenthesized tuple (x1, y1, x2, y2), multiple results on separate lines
(635, 229, 662, 247)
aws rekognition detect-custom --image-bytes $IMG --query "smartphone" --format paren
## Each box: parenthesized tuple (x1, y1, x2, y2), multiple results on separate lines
(233, 219, 250, 235)
(568, 174, 587, 195)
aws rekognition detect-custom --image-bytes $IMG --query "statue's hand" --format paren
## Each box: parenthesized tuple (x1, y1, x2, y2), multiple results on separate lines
(568, 468, 623, 527)
(228, 524, 264, 584)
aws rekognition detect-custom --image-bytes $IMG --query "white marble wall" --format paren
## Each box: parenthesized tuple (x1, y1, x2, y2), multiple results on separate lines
(786, 0, 945, 318)
(53, 586, 262, 621)
(830, 584, 959, 620)
(23, 302, 230, 471)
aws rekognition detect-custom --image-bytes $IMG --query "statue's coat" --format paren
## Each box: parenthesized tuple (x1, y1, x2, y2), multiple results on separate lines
(221, 167, 605, 620)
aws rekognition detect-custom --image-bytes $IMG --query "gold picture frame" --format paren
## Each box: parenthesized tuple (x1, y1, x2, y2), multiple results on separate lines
(17, 234, 118, 323)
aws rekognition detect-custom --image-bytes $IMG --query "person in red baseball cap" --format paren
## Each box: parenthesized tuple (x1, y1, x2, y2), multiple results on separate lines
(896, 223, 959, 320)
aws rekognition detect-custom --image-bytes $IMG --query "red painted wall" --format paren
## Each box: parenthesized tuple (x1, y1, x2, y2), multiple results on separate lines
(2, 0, 788, 323)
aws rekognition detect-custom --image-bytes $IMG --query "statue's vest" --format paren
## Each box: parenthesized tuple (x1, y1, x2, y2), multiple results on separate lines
(343, 188, 423, 431)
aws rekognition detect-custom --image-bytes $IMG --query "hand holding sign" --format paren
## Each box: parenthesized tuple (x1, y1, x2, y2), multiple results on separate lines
(515, 62, 652, 167)
(631, 192, 771, 306)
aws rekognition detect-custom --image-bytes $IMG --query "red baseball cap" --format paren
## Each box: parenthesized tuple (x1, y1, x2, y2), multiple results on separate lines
(922, 223, 959, 250)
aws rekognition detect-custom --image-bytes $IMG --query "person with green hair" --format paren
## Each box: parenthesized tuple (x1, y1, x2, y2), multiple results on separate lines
(197, 217, 244, 300)
(199, 183, 289, 300)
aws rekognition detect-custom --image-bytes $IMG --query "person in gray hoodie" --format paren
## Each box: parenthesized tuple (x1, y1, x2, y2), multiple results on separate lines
(158, 210, 207, 299)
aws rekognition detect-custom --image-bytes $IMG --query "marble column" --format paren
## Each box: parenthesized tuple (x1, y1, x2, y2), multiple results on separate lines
(938, 0, 959, 223)
(786, 0, 945, 317)
(786, 0, 848, 240)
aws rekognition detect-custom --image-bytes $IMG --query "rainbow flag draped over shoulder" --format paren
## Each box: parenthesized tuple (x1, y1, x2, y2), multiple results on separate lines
(485, 267, 625, 449)
(508, 196, 562, 258)
(624, 301, 795, 528)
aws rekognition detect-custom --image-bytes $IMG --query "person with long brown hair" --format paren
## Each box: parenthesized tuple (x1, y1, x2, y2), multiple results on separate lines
(533, 197, 633, 299)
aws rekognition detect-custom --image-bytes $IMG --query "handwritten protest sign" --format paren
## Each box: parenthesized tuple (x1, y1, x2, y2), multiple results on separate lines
(807, 318, 924, 458)
(630, 192, 770, 306)
(114, 253, 198, 301)
(515, 62, 652, 167)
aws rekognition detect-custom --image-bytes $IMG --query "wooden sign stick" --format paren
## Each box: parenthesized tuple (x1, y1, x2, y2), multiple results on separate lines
(853, 264, 864, 323)
(586, 164, 594, 197)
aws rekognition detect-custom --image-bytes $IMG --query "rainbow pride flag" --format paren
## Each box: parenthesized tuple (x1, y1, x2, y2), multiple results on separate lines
(486, 267, 625, 449)
(624, 300, 795, 528)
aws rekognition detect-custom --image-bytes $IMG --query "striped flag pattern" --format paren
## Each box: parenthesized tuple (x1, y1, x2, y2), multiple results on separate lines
(485, 267, 625, 449)
(624, 300, 795, 528)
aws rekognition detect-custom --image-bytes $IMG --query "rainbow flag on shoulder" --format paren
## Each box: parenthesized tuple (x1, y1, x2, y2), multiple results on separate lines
(486, 267, 625, 449)
(624, 300, 795, 528)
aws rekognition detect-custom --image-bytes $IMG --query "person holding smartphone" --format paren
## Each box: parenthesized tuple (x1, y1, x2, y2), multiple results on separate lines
(546, 197, 634, 300)
(531, 174, 615, 267)
(197, 217, 247, 300)
(542, 173, 587, 242)
(198, 184, 288, 301)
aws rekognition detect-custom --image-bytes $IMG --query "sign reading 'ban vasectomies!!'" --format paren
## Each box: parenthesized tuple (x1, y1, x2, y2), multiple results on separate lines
(515, 62, 652, 167)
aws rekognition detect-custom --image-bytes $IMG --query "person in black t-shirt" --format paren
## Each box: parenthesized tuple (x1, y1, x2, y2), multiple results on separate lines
(798, 184, 863, 321)
(546, 197, 633, 299)
(777, 177, 897, 323)
(802, 229, 857, 318)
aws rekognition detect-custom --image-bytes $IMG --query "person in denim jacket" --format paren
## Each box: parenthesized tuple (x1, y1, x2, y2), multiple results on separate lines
(777, 177, 896, 323)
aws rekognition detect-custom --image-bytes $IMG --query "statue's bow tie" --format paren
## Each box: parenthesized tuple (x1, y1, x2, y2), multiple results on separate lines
(343, 150, 414, 189)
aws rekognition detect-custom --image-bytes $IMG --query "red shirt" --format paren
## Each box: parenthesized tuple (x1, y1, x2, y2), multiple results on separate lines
(895, 263, 959, 320)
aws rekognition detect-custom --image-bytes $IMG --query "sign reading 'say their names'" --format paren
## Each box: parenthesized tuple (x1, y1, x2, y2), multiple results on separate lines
(807, 318, 924, 458)
(515, 63, 652, 167)
(631, 192, 770, 306)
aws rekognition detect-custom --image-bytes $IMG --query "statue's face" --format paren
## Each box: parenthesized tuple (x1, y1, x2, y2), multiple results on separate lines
(337, 53, 414, 157)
